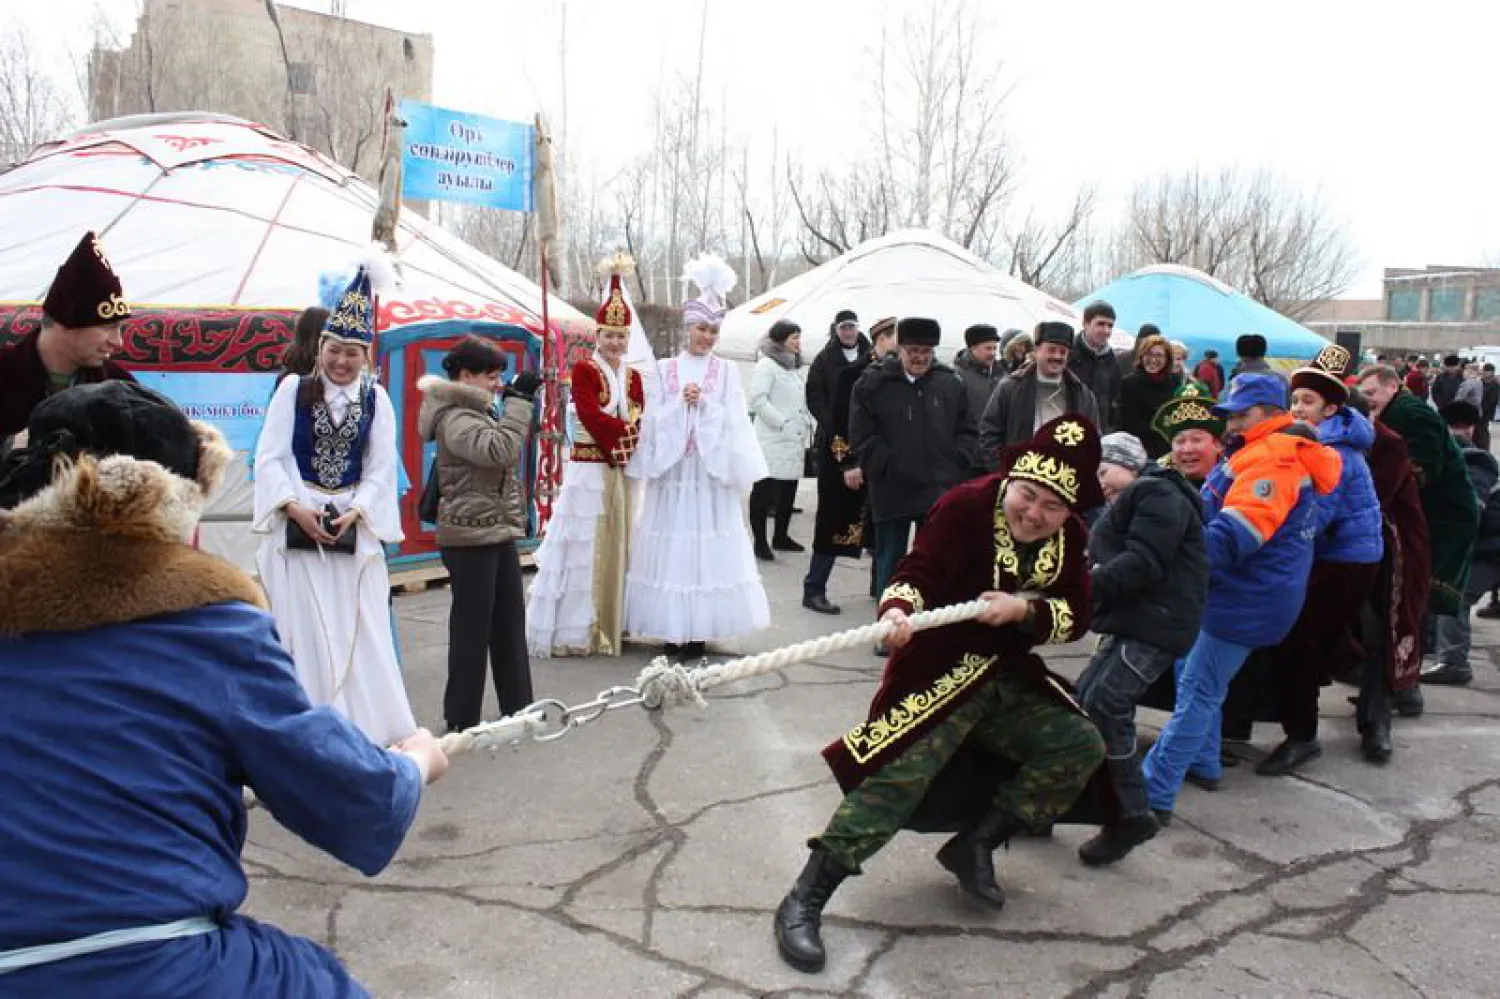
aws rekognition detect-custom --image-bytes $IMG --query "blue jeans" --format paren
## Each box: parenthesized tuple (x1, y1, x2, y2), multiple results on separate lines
(1077, 635, 1177, 819)
(1143, 631, 1253, 812)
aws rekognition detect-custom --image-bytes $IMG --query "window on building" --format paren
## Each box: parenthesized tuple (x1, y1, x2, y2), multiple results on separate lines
(1430, 287, 1466, 322)
(1388, 288, 1420, 322)
(288, 62, 316, 96)
(1477, 289, 1500, 321)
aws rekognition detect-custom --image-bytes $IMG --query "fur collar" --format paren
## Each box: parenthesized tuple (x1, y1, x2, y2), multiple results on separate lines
(0, 453, 266, 636)
(418, 373, 493, 412)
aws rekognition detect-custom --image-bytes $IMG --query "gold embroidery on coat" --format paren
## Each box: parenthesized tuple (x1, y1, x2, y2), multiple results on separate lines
(1045, 598, 1075, 644)
(881, 581, 925, 612)
(842, 654, 995, 764)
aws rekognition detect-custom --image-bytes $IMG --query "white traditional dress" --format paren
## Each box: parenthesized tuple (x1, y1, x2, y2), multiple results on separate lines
(625, 351, 770, 643)
(527, 353, 645, 657)
(252, 373, 417, 745)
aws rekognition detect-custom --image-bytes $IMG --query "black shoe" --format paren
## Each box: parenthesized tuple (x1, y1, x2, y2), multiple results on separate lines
(1152, 808, 1173, 828)
(1421, 663, 1474, 686)
(754, 540, 775, 561)
(873, 643, 889, 658)
(1078, 813, 1161, 867)
(663, 642, 682, 662)
(935, 812, 1020, 909)
(1393, 687, 1424, 718)
(1255, 738, 1323, 776)
(1477, 602, 1500, 620)
(1361, 720, 1394, 765)
(772, 535, 806, 553)
(774, 847, 850, 974)
(802, 594, 841, 615)
(676, 641, 706, 664)
(1184, 771, 1222, 792)
(791, 505, 804, 514)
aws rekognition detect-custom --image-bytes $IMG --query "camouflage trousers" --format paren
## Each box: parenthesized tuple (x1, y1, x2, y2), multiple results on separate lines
(816, 672, 1104, 873)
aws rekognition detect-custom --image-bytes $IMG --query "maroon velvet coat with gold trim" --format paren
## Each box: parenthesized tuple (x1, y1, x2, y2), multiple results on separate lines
(821, 473, 1112, 829)
(568, 358, 644, 467)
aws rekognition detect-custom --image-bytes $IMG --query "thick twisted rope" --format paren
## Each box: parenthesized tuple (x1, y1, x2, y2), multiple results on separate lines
(436, 597, 995, 758)
(635, 597, 992, 709)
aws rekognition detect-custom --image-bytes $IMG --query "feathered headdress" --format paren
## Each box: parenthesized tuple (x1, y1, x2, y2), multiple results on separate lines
(681, 253, 736, 329)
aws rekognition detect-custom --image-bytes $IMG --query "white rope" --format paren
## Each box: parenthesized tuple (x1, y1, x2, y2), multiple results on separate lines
(438, 708, 550, 757)
(636, 597, 993, 710)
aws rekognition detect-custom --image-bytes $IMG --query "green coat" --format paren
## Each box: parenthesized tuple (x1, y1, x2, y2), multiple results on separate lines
(1380, 389, 1478, 614)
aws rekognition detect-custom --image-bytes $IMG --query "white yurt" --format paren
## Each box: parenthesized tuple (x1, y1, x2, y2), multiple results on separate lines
(719, 229, 1121, 365)
(0, 113, 591, 573)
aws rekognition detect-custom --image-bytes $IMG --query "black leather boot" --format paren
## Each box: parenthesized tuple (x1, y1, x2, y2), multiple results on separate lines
(774, 847, 850, 973)
(751, 517, 774, 561)
(772, 509, 805, 552)
(935, 811, 1021, 908)
(1361, 718, 1394, 764)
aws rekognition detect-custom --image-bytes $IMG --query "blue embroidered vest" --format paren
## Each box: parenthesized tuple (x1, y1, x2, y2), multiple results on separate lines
(292, 377, 377, 492)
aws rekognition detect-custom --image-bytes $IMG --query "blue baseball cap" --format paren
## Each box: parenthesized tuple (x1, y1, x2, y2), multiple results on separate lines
(1212, 373, 1287, 416)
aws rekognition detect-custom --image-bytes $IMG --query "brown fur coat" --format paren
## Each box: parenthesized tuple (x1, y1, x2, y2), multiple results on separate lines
(0, 425, 266, 636)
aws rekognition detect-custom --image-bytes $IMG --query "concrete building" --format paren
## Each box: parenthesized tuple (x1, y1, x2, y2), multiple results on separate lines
(1307, 266, 1500, 357)
(89, 0, 433, 181)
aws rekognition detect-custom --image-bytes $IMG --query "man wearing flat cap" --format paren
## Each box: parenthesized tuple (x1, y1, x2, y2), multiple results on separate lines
(849, 317, 976, 616)
(979, 320, 1100, 465)
(0, 231, 136, 440)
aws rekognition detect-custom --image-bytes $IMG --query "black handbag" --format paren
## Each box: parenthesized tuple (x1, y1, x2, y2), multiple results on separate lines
(286, 502, 356, 555)
(419, 458, 441, 524)
(803, 445, 820, 479)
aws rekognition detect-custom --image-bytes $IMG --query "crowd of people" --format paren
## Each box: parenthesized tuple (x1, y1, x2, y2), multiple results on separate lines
(3, 231, 1499, 990)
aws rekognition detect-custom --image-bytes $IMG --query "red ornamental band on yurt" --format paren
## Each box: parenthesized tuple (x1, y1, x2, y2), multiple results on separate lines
(0, 113, 593, 574)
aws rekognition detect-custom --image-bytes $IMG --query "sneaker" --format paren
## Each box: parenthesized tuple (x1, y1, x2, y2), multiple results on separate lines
(1078, 813, 1161, 867)
(1421, 663, 1474, 686)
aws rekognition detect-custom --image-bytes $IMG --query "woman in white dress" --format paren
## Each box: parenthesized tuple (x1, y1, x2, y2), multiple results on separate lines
(527, 268, 646, 658)
(252, 266, 416, 746)
(748, 319, 812, 560)
(625, 254, 770, 664)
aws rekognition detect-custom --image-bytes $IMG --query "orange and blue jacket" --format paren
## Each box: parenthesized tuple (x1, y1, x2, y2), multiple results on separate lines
(1199, 412, 1343, 646)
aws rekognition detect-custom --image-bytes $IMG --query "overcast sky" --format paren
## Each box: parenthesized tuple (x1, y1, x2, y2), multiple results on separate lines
(15, 0, 1500, 299)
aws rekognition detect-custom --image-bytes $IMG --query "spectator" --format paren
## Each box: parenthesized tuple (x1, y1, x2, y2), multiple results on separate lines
(252, 267, 415, 746)
(979, 321, 1100, 461)
(806, 309, 870, 454)
(849, 316, 976, 647)
(1479, 363, 1499, 452)
(1118, 322, 1161, 376)
(1257, 346, 1384, 776)
(1195, 348, 1225, 396)
(1457, 362, 1484, 410)
(1142, 373, 1341, 822)
(275, 307, 327, 385)
(1118, 335, 1178, 461)
(1426, 402, 1500, 685)
(1069, 301, 1123, 431)
(1431, 355, 1464, 410)
(953, 324, 1005, 463)
(805, 318, 896, 615)
(1076, 431, 1207, 865)
(1404, 358, 1431, 401)
(748, 320, 813, 560)
(0, 381, 448, 996)
(999, 329, 1033, 373)
(1229, 333, 1279, 383)
(1169, 340, 1190, 386)
(0, 231, 135, 438)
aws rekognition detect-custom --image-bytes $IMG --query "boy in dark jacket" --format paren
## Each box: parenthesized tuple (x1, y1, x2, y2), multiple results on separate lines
(1076, 431, 1207, 865)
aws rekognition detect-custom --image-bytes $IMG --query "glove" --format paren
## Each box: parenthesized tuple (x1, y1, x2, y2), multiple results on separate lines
(506, 371, 542, 401)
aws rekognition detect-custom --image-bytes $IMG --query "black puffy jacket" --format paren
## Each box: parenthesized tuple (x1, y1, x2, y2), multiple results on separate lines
(1087, 463, 1208, 655)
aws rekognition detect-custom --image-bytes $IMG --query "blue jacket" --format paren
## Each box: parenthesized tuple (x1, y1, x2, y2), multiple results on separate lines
(1199, 413, 1343, 647)
(1313, 408, 1385, 565)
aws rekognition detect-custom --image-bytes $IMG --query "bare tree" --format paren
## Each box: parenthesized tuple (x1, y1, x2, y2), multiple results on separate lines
(1004, 187, 1098, 299)
(1114, 168, 1357, 316)
(0, 25, 77, 164)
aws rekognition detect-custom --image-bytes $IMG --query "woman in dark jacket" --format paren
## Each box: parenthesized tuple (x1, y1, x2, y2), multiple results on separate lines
(1118, 335, 1178, 460)
(416, 337, 539, 732)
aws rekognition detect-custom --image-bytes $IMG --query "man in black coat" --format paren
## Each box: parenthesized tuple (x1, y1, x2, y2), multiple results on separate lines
(952, 324, 1004, 464)
(1068, 301, 1123, 432)
(805, 309, 870, 446)
(0, 231, 135, 438)
(979, 321, 1099, 465)
(849, 316, 976, 626)
(1075, 430, 1207, 865)
(1478, 363, 1499, 452)
(1430, 354, 1464, 412)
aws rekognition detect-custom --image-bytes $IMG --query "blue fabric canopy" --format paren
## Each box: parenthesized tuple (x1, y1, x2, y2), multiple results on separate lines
(1077, 266, 1329, 366)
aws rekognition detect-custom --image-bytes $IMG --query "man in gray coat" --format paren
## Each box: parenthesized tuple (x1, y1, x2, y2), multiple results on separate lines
(979, 321, 1100, 469)
(952, 323, 1003, 471)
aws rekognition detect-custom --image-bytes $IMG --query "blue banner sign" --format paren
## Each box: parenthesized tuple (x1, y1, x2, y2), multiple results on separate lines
(400, 100, 534, 211)
(135, 372, 278, 453)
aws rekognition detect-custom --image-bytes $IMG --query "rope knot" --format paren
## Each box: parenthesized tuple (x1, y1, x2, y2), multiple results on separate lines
(636, 657, 707, 710)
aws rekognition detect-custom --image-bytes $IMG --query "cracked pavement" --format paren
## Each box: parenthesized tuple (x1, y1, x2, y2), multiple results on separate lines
(243, 537, 1500, 997)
